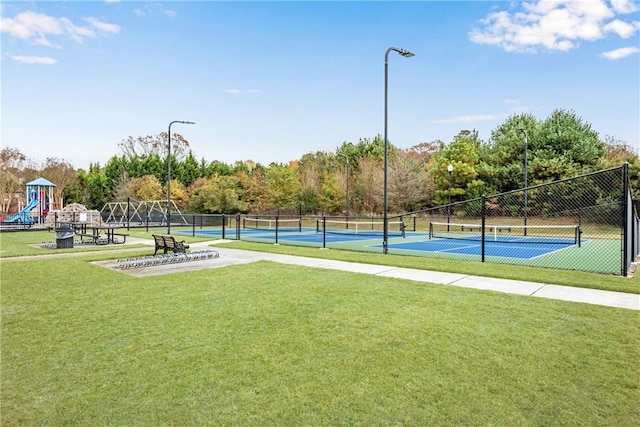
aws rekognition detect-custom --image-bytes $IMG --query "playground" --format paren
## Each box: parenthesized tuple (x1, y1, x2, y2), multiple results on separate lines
(1, 177, 56, 225)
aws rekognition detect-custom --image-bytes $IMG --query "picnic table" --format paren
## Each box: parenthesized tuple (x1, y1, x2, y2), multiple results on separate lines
(61, 222, 129, 245)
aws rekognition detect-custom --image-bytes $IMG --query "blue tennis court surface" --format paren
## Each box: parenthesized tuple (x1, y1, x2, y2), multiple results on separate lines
(179, 228, 578, 260)
(383, 237, 579, 259)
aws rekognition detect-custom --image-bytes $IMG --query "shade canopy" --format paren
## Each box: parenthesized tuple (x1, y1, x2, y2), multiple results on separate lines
(26, 177, 56, 187)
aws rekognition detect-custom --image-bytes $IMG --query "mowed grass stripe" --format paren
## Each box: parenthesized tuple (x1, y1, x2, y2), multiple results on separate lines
(2, 258, 638, 425)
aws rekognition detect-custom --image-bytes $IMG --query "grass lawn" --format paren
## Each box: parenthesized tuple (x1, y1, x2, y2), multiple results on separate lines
(1, 231, 639, 425)
(219, 240, 640, 295)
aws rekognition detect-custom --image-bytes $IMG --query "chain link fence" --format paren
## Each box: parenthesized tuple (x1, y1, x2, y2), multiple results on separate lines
(399, 165, 630, 275)
(116, 164, 638, 276)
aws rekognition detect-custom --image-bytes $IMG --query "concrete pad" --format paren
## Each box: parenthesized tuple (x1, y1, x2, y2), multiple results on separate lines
(94, 255, 254, 277)
(377, 267, 467, 285)
(532, 284, 640, 310)
(450, 276, 546, 296)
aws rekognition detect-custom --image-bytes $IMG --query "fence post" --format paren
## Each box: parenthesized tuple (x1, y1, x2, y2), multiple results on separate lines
(222, 213, 226, 239)
(622, 162, 629, 276)
(127, 196, 130, 231)
(481, 195, 486, 263)
(323, 216, 327, 249)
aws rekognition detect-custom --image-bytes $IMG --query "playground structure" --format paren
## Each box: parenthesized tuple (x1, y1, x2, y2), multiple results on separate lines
(2, 177, 56, 225)
(100, 198, 188, 226)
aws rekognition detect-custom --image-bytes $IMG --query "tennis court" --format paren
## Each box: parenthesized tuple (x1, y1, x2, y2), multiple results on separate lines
(181, 219, 584, 261)
(383, 237, 579, 260)
(387, 221, 584, 260)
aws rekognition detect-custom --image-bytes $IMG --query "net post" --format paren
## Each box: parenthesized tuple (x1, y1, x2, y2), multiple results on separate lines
(275, 216, 279, 244)
(577, 226, 581, 247)
(429, 222, 433, 239)
(322, 216, 327, 249)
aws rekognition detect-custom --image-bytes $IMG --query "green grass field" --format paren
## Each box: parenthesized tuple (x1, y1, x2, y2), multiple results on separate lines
(1, 231, 639, 425)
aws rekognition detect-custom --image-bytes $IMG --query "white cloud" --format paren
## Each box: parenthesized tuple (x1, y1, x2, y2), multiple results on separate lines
(84, 17, 121, 35)
(162, 9, 177, 19)
(470, 0, 639, 53)
(1, 11, 63, 40)
(133, 4, 177, 18)
(610, 0, 639, 14)
(433, 114, 496, 124)
(11, 55, 57, 64)
(601, 46, 639, 59)
(226, 89, 262, 94)
(603, 19, 638, 37)
(0, 10, 120, 47)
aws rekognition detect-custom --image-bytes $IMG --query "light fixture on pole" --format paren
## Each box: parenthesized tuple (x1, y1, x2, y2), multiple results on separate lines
(447, 163, 453, 231)
(518, 127, 529, 235)
(383, 46, 414, 254)
(167, 120, 195, 234)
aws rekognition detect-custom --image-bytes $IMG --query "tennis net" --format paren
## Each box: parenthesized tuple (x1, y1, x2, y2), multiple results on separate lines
(429, 222, 581, 245)
(317, 219, 406, 237)
(243, 217, 302, 232)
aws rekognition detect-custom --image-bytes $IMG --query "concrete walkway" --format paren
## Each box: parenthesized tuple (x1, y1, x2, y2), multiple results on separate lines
(10, 238, 639, 311)
(202, 245, 639, 311)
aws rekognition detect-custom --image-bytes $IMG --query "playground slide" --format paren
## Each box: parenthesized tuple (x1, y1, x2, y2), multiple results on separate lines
(3, 198, 39, 224)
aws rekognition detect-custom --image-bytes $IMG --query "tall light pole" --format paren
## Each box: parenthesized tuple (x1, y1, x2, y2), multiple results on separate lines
(447, 163, 453, 231)
(167, 120, 195, 234)
(338, 152, 350, 221)
(518, 128, 529, 235)
(383, 46, 414, 254)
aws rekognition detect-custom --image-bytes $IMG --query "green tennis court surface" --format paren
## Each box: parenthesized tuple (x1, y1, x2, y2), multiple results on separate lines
(179, 224, 620, 274)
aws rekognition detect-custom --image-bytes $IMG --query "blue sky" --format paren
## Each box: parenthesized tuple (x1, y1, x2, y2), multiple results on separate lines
(2, 1, 639, 169)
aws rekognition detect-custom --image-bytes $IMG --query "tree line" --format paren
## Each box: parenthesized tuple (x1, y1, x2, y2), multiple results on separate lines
(1, 109, 638, 217)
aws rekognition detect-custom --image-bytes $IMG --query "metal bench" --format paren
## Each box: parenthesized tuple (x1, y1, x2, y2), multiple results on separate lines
(152, 234, 190, 255)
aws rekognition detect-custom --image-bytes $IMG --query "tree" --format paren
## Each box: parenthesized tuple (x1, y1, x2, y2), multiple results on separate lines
(187, 175, 247, 214)
(435, 131, 485, 206)
(321, 172, 344, 214)
(265, 164, 301, 211)
(388, 150, 429, 213)
(532, 109, 605, 182)
(175, 151, 201, 188)
(130, 175, 164, 201)
(353, 157, 383, 214)
(0, 147, 28, 214)
(479, 113, 538, 194)
(205, 159, 234, 177)
(103, 156, 129, 202)
(118, 132, 190, 161)
(41, 158, 78, 210)
(298, 152, 327, 214)
(598, 137, 640, 198)
(84, 164, 112, 210)
(235, 166, 268, 213)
